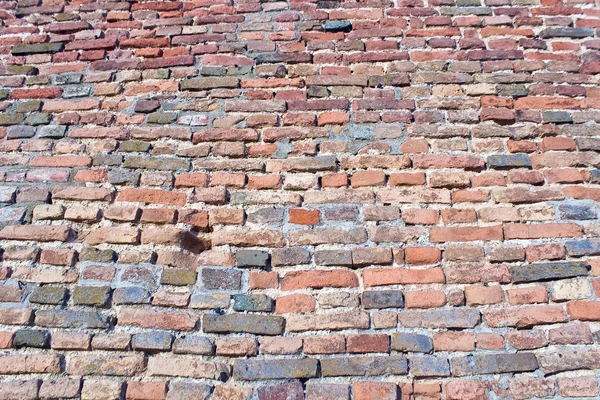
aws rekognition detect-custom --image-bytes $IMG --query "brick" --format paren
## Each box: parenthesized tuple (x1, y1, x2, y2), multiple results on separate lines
(35, 310, 109, 329)
(0, 380, 39, 400)
(444, 379, 487, 400)
(281, 270, 359, 290)
(234, 358, 318, 380)
(286, 311, 370, 332)
(362, 290, 404, 309)
(257, 381, 303, 400)
(484, 305, 568, 328)
(568, 300, 600, 321)
(397, 309, 480, 329)
(510, 261, 588, 283)
(275, 294, 316, 314)
(166, 382, 212, 400)
(0, 354, 61, 374)
(452, 353, 538, 376)
(410, 355, 450, 377)
(558, 376, 599, 397)
(353, 382, 398, 400)
(363, 267, 445, 287)
(81, 380, 123, 400)
(391, 332, 433, 353)
(147, 355, 219, 379)
(306, 384, 350, 400)
(320, 356, 408, 377)
(304, 335, 345, 354)
(39, 377, 81, 399)
(118, 308, 197, 331)
(203, 314, 284, 335)
(430, 226, 503, 242)
(0, 225, 72, 242)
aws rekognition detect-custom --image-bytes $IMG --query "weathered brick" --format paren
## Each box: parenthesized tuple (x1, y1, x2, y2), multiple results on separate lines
(321, 356, 408, 377)
(510, 261, 588, 283)
(234, 358, 318, 380)
(203, 314, 284, 335)
(452, 353, 538, 376)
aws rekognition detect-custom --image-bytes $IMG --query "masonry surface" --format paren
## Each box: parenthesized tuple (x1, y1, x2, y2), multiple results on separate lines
(0, 0, 600, 399)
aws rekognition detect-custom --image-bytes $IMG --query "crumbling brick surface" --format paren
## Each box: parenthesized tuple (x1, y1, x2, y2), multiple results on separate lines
(0, 0, 600, 399)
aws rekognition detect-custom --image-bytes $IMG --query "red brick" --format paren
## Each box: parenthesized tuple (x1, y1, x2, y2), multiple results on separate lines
(434, 331, 475, 351)
(304, 335, 345, 354)
(405, 246, 441, 265)
(288, 209, 319, 225)
(353, 382, 398, 400)
(275, 294, 316, 314)
(126, 381, 167, 400)
(347, 334, 389, 353)
(281, 270, 359, 290)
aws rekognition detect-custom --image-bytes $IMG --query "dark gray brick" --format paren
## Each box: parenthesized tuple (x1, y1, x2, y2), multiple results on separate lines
(510, 261, 588, 283)
(119, 140, 152, 152)
(72, 285, 111, 306)
(271, 247, 311, 266)
(234, 358, 318, 380)
(235, 250, 270, 268)
(0, 113, 23, 126)
(254, 52, 312, 64)
(201, 268, 242, 290)
(51, 73, 83, 85)
(146, 112, 177, 124)
(134, 99, 160, 113)
(452, 353, 538, 376)
(589, 169, 600, 184)
(190, 293, 230, 309)
(321, 355, 408, 377)
(540, 27, 594, 39)
(108, 170, 140, 185)
(29, 287, 67, 305)
(559, 202, 597, 220)
(173, 335, 214, 355)
(11, 43, 64, 55)
(487, 154, 531, 169)
(323, 20, 352, 32)
(15, 100, 41, 113)
(233, 294, 273, 312)
(180, 76, 238, 91)
(362, 290, 404, 309)
(35, 310, 110, 329)
(247, 207, 285, 224)
(314, 249, 353, 266)
(391, 332, 433, 353)
(24, 113, 51, 126)
(38, 125, 66, 138)
(79, 247, 116, 263)
(202, 313, 284, 335)
(132, 331, 173, 351)
(543, 111, 572, 124)
(113, 287, 151, 305)
(14, 329, 50, 348)
(576, 138, 600, 151)
(565, 239, 600, 257)
(409, 355, 450, 377)
(7, 125, 35, 139)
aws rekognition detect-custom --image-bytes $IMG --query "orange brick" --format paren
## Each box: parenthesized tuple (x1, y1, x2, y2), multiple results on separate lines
(288, 208, 320, 225)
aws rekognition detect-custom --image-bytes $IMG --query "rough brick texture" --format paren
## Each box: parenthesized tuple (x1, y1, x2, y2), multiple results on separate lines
(0, 0, 600, 399)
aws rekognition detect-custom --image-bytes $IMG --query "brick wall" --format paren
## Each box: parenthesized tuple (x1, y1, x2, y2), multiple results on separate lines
(1, 0, 600, 399)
